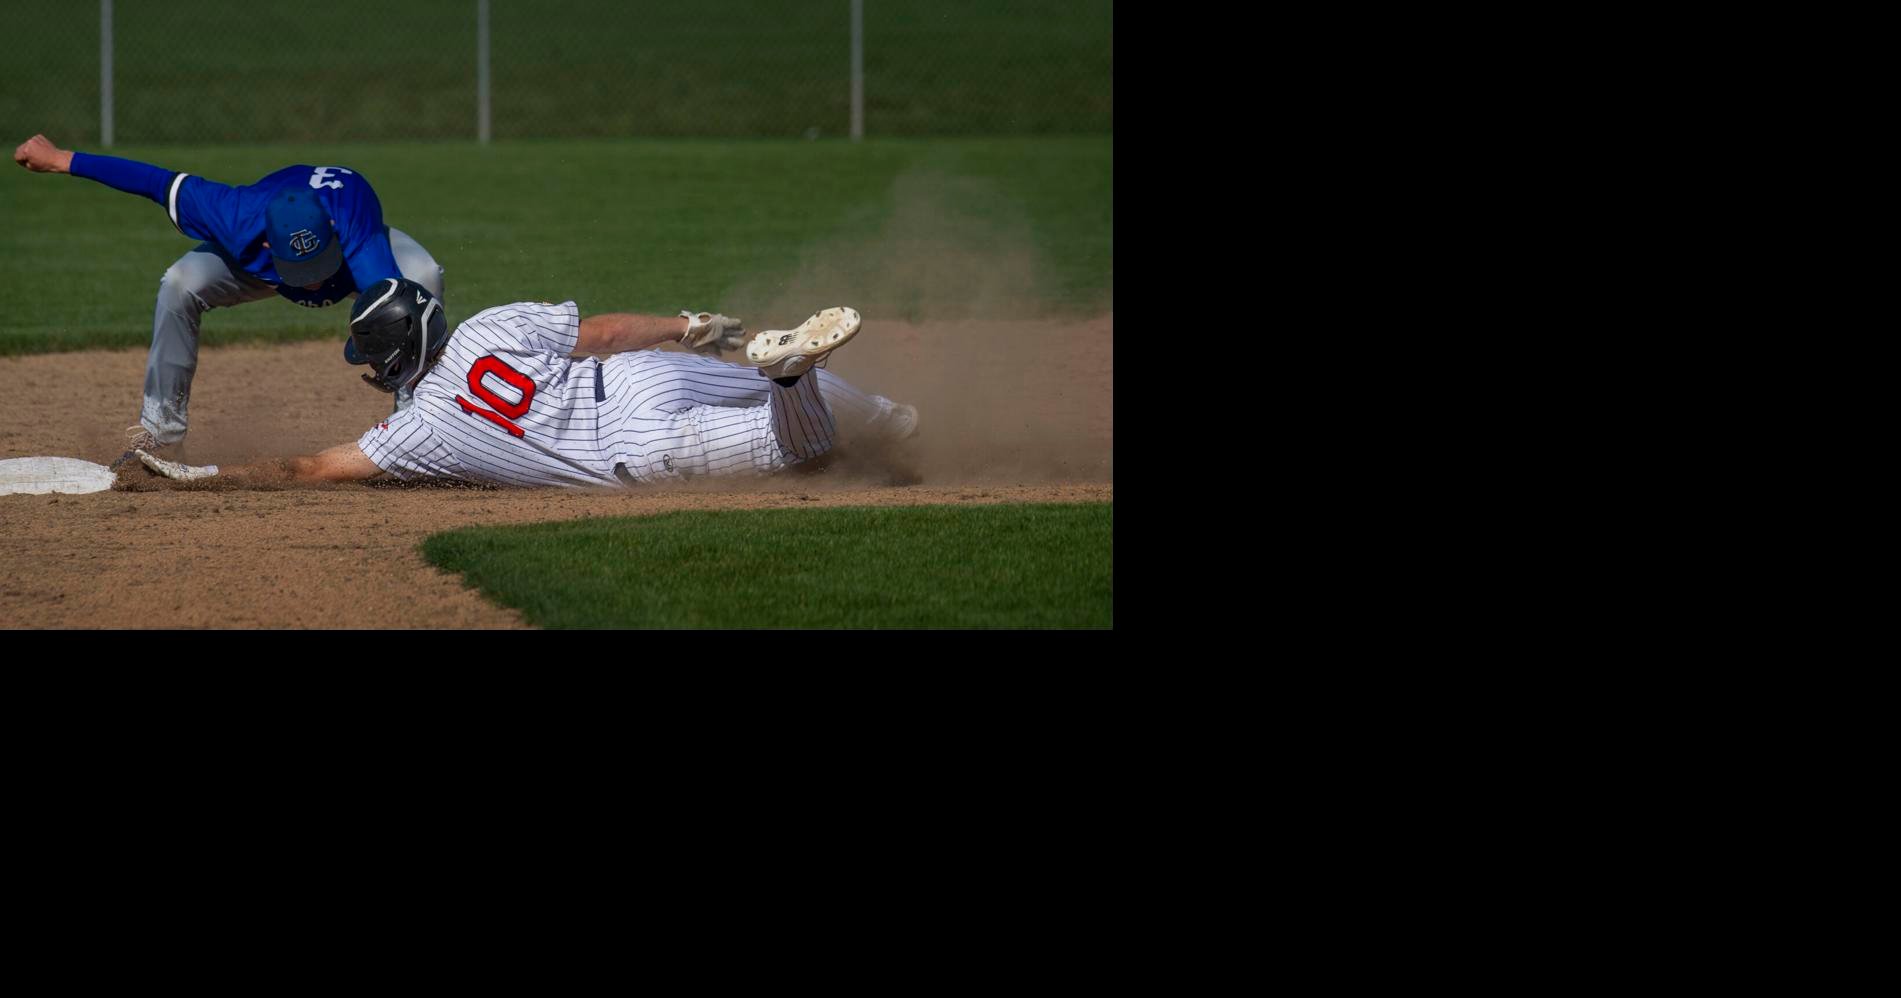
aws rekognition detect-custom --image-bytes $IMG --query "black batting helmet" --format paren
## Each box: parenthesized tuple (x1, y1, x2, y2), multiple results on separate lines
(345, 278, 447, 394)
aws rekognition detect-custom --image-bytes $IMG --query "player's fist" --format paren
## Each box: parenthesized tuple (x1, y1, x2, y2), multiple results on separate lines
(680, 311, 746, 355)
(13, 134, 73, 173)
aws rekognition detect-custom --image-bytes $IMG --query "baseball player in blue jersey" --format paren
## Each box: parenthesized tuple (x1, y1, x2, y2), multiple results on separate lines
(130, 281, 919, 490)
(12, 133, 446, 465)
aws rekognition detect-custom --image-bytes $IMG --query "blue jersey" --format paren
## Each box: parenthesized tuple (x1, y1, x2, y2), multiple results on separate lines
(69, 154, 402, 308)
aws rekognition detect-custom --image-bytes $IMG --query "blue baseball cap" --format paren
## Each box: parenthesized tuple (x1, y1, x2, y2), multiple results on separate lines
(264, 188, 343, 286)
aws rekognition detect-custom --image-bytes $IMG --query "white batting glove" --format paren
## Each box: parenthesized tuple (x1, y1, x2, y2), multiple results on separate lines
(680, 311, 746, 355)
(136, 449, 220, 481)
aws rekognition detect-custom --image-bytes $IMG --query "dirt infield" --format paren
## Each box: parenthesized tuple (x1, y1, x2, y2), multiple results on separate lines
(0, 314, 1112, 628)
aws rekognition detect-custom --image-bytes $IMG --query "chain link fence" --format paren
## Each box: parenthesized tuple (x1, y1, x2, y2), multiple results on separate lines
(1, 0, 1111, 145)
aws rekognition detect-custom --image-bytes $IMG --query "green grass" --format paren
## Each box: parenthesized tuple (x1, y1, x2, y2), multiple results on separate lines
(1, 0, 1111, 143)
(420, 502, 1113, 628)
(0, 136, 1111, 354)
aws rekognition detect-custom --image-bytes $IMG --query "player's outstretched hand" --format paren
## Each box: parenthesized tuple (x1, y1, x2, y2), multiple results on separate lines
(136, 449, 219, 481)
(13, 134, 73, 174)
(680, 311, 746, 355)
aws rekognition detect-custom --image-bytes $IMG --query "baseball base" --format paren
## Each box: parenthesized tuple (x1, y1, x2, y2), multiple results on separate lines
(0, 456, 115, 495)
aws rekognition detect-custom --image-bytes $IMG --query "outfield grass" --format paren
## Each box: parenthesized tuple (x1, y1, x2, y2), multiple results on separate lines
(0, 136, 1111, 355)
(1, 0, 1111, 143)
(420, 502, 1113, 628)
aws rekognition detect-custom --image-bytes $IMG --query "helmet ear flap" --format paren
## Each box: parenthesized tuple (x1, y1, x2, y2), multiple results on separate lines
(400, 298, 445, 391)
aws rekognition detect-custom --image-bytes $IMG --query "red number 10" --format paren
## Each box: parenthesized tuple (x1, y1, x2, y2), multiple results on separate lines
(455, 355, 536, 438)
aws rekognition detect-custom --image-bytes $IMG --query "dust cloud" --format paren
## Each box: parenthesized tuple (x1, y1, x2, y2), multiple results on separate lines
(713, 166, 1111, 485)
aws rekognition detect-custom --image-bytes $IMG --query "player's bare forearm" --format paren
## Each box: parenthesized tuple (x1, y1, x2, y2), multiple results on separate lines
(13, 134, 74, 173)
(223, 443, 383, 485)
(574, 313, 691, 356)
(288, 443, 384, 482)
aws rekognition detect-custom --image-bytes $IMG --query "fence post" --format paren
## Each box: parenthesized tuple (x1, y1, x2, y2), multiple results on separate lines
(850, 0, 863, 141)
(477, 0, 492, 144)
(100, 0, 114, 147)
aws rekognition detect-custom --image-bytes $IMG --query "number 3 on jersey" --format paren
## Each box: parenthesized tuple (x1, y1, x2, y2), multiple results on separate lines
(456, 356, 535, 438)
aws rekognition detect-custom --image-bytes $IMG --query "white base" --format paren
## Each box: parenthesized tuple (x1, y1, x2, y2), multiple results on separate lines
(0, 456, 116, 495)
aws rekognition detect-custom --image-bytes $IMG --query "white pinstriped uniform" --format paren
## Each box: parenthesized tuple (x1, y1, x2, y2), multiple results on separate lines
(356, 300, 907, 488)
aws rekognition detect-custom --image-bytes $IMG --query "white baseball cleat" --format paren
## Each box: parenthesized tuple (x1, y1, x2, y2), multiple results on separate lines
(746, 306, 861, 381)
(886, 403, 920, 442)
(110, 424, 172, 471)
(136, 449, 219, 481)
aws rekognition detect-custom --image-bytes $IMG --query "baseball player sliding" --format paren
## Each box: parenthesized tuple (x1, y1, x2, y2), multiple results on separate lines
(133, 280, 919, 489)
(12, 134, 446, 465)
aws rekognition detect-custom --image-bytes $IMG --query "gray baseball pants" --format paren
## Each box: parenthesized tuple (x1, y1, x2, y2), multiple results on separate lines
(139, 227, 445, 446)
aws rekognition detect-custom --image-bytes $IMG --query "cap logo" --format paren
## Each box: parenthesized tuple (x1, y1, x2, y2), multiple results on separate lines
(416, 290, 427, 305)
(308, 166, 353, 190)
(288, 229, 320, 255)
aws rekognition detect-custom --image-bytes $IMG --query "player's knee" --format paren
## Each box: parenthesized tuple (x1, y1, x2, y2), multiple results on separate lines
(781, 435, 834, 464)
(784, 450, 837, 476)
(156, 267, 208, 313)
